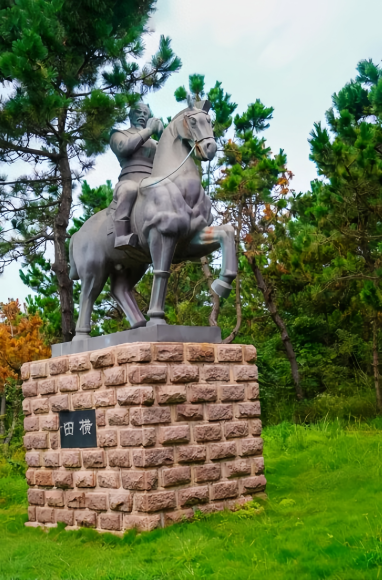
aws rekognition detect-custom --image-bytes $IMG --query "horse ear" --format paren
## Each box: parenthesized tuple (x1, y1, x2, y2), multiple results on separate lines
(187, 94, 195, 109)
(195, 99, 211, 113)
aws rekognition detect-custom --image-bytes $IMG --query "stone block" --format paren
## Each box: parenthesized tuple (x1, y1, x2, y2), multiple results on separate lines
(108, 449, 130, 468)
(176, 404, 203, 422)
(50, 395, 69, 412)
(106, 408, 129, 426)
(69, 354, 91, 372)
(194, 424, 222, 443)
(142, 428, 156, 447)
(32, 398, 50, 414)
(233, 365, 258, 382)
(103, 366, 126, 386)
(30, 362, 47, 379)
(46, 490, 64, 507)
(204, 365, 230, 382)
(186, 344, 215, 362)
(98, 471, 120, 489)
(28, 488, 45, 505)
(247, 383, 259, 400)
(217, 345, 243, 362)
(26, 469, 35, 485)
(43, 452, 61, 468)
(157, 385, 187, 404)
(164, 509, 194, 526)
(130, 407, 171, 426)
(86, 493, 107, 511)
(240, 437, 263, 457)
(58, 375, 79, 392)
(62, 451, 81, 468)
(22, 381, 38, 398)
(176, 445, 206, 464)
(72, 392, 93, 409)
(154, 344, 184, 362)
(49, 358, 69, 375)
(50, 433, 59, 449)
(120, 429, 142, 447)
(21, 363, 30, 381)
(100, 512, 122, 531)
(109, 492, 132, 512)
(179, 486, 209, 507)
(171, 365, 199, 384)
(206, 404, 233, 421)
(133, 448, 174, 468)
(236, 402, 261, 418)
(40, 415, 59, 431)
(26, 452, 40, 467)
(240, 475, 267, 493)
(96, 408, 106, 427)
(37, 507, 56, 524)
(188, 385, 217, 403)
(98, 430, 118, 447)
(22, 399, 31, 416)
(128, 365, 167, 384)
(116, 343, 151, 364)
(162, 466, 191, 487)
(38, 379, 57, 395)
(135, 490, 176, 513)
(123, 513, 161, 532)
(81, 371, 103, 390)
(24, 416, 39, 432)
(209, 441, 237, 461)
(251, 419, 262, 436)
(74, 471, 96, 488)
(159, 425, 190, 445)
(76, 510, 97, 527)
(122, 470, 158, 491)
(24, 433, 48, 449)
(224, 459, 251, 478)
(252, 456, 265, 474)
(53, 470, 73, 489)
(90, 349, 114, 368)
(224, 421, 249, 439)
(220, 384, 245, 402)
(94, 390, 115, 407)
(243, 345, 257, 362)
(56, 510, 74, 526)
(83, 450, 106, 468)
(67, 491, 85, 509)
(211, 481, 238, 500)
(117, 386, 154, 406)
(194, 464, 221, 483)
(28, 506, 36, 521)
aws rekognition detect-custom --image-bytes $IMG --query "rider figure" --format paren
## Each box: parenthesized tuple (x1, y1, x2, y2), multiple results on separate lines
(110, 102, 164, 249)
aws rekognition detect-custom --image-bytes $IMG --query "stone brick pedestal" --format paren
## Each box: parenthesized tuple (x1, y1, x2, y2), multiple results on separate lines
(21, 342, 266, 533)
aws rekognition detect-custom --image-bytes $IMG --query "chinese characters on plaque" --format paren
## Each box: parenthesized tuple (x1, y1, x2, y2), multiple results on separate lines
(59, 410, 97, 448)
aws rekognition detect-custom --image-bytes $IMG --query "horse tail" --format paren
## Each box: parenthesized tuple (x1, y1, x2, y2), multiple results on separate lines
(69, 233, 79, 280)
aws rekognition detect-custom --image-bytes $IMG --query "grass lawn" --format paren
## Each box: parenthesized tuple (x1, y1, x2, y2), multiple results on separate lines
(1, 420, 382, 579)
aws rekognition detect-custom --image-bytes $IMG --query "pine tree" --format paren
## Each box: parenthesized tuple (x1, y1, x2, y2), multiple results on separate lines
(0, 0, 181, 341)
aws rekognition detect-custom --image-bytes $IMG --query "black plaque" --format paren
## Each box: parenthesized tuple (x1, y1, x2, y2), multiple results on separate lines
(59, 410, 97, 448)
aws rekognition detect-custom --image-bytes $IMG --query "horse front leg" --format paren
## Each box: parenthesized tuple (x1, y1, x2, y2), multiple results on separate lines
(147, 228, 177, 326)
(190, 224, 238, 298)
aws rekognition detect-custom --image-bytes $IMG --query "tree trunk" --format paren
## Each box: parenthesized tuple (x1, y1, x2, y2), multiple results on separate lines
(246, 254, 304, 401)
(52, 153, 75, 342)
(0, 395, 5, 438)
(372, 317, 382, 412)
(200, 257, 220, 326)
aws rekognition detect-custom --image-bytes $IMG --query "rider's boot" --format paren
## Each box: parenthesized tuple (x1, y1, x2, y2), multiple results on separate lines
(114, 219, 138, 250)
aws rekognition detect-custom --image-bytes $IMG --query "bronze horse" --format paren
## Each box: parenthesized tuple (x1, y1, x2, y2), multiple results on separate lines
(69, 102, 237, 341)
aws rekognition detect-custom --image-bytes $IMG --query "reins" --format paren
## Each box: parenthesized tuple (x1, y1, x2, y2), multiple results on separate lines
(140, 143, 196, 190)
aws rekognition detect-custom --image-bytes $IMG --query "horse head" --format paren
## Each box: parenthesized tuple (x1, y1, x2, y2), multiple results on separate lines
(173, 102, 217, 162)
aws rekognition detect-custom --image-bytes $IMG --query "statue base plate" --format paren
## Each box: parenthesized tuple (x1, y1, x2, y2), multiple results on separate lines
(51, 325, 222, 357)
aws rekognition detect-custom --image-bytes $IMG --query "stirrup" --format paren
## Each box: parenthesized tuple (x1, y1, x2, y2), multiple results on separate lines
(114, 233, 138, 249)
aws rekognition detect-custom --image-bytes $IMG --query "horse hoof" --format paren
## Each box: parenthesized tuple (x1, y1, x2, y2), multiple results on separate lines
(211, 278, 232, 298)
(73, 332, 90, 342)
(114, 233, 138, 250)
(147, 318, 168, 327)
(130, 320, 147, 330)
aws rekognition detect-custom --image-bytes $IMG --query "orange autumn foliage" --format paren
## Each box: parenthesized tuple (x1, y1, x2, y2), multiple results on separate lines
(0, 300, 51, 391)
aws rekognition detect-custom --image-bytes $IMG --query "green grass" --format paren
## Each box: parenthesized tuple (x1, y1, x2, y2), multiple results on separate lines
(1, 420, 382, 579)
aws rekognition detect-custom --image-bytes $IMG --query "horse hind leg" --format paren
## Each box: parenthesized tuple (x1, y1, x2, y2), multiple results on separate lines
(74, 268, 108, 341)
(146, 229, 177, 326)
(189, 225, 238, 298)
(110, 265, 148, 329)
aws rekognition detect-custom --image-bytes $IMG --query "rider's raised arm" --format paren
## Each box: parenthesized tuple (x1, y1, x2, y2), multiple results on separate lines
(110, 128, 153, 158)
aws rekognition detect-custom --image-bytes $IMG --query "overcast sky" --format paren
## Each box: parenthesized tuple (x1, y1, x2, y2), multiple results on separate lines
(1, 0, 382, 302)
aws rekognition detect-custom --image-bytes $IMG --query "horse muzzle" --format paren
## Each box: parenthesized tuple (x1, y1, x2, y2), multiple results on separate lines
(195, 138, 217, 161)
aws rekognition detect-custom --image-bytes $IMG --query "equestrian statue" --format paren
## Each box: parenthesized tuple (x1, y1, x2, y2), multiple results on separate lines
(69, 98, 238, 341)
